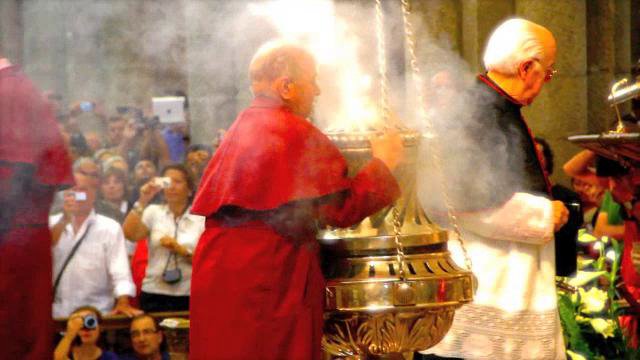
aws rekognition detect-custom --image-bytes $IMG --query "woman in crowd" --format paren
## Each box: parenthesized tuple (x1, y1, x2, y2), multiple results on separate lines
(123, 164, 204, 312)
(53, 306, 118, 360)
(99, 167, 130, 218)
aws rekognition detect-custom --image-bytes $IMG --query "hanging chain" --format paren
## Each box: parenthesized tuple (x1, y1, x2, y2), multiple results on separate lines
(375, 0, 391, 126)
(400, 0, 472, 271)
(392, 206, 407, 281)
(375, 0, 407, 280)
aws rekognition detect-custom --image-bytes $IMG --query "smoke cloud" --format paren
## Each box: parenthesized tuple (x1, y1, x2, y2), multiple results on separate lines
(14, 0, 532, 228)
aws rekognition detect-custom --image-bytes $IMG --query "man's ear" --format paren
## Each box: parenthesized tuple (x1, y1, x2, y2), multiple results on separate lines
(274, 77, 294, 100)
(518, 60, 535, 80)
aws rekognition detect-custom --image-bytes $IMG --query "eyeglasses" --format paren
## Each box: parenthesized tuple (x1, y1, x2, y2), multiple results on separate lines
(534, 59, 557, 81)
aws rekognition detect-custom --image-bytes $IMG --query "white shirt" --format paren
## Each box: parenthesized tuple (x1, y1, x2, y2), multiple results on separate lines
(139, 204, 204, 296)
(426, 192, 566, 359)
(50, 210, 136, 318)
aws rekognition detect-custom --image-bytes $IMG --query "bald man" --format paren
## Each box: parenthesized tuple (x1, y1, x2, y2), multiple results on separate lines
(419, 19, 568, 360)
(189, 41, 402, 360)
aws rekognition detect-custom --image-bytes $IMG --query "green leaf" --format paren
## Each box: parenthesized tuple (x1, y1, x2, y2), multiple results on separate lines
(566, 350, 588, 360)
(568, 271, 607, 287)
(558, 293, 594, 358)
(578, 230, 599, 243)
(577, 257, 594, 270)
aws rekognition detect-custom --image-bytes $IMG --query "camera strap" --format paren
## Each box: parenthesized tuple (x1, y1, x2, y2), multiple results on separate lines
(53, 223, 93, 299)
(163, 217, 181, 272)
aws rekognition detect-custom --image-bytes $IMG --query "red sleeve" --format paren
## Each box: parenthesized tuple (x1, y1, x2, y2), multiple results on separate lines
(318, 157, 400, 228)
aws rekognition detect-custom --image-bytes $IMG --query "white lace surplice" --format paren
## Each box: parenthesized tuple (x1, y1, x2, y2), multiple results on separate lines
(424, 192, 566, 360)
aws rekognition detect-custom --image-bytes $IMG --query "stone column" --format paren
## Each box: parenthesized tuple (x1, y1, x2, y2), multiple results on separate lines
(586, 0, 616, 134)
(411, 0, 462, 53)
(615, 0, 631, 79)
(630, 0, 640, 65)
(21, 0, 69, 94)
(185, 0, 276, 145)
(0, 0, 23, 64)
(99, 1, 158, 110)
(185, 0, 238, 145)
(516, 0, 588, 185)
(461, 0, 514, 73)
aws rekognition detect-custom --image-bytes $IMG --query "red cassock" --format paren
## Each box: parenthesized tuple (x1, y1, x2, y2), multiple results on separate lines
(619, 221, 640, 348)
(189, 96, 400, 360)
(0, 65, 73, 359)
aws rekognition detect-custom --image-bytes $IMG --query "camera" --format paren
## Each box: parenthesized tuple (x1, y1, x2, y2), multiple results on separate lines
(74, 191, 87, 201)
(116, 106, 159, 133)
(83, 314, 98, 330)
(153, 177, 172, 189)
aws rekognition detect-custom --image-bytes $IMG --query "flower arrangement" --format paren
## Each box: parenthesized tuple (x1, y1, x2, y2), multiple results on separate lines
(557, 229, 640, 359)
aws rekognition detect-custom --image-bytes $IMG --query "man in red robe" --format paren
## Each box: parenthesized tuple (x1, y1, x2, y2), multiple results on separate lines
(189, 41, 402, 360)
(0, 56, 73, 359)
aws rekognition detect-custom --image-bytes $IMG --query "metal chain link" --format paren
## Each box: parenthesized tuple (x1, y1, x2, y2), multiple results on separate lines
(400, 0, 473, 271)
(392, 206, 407, 281)
(375, 0, 407, 280)
(375, 0, 391, 126)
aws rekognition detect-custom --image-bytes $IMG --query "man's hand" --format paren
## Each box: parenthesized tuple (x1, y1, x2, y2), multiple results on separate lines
(111, 296, 143, 317)
(51, 191, 76, 246)
(551, 200, 569, 232)
(62, 190, 79, 217)
(370, 131, 404, 171)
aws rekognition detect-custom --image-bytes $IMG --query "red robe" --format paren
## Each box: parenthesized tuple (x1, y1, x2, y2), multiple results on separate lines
(189, 96, 400, 360)
(619, 221, 640, 348)
(0, 65, 73, 359)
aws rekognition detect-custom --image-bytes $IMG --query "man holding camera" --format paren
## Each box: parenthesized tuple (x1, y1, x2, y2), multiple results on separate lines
(50, 157, 140, 318)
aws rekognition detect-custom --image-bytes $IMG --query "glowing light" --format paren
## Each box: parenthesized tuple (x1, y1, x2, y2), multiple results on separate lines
(248, 0, 383, 132)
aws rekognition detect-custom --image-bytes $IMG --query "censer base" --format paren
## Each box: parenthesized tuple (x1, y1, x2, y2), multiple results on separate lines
(323, 351, 414, 360)
(322, 307, 456, 358)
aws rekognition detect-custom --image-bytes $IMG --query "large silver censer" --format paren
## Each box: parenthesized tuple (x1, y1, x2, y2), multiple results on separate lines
(319, 129, 474, 359)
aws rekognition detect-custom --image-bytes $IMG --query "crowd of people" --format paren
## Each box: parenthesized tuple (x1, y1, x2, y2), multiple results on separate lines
(47, 92, 221, 320)
(54, 308, 169, 360)
(41, 93, 224, 358)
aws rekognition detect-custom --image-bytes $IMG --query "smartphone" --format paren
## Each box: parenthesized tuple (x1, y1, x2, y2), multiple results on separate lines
(74, 191, 87, 201)
(153, 177, 172, 189)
